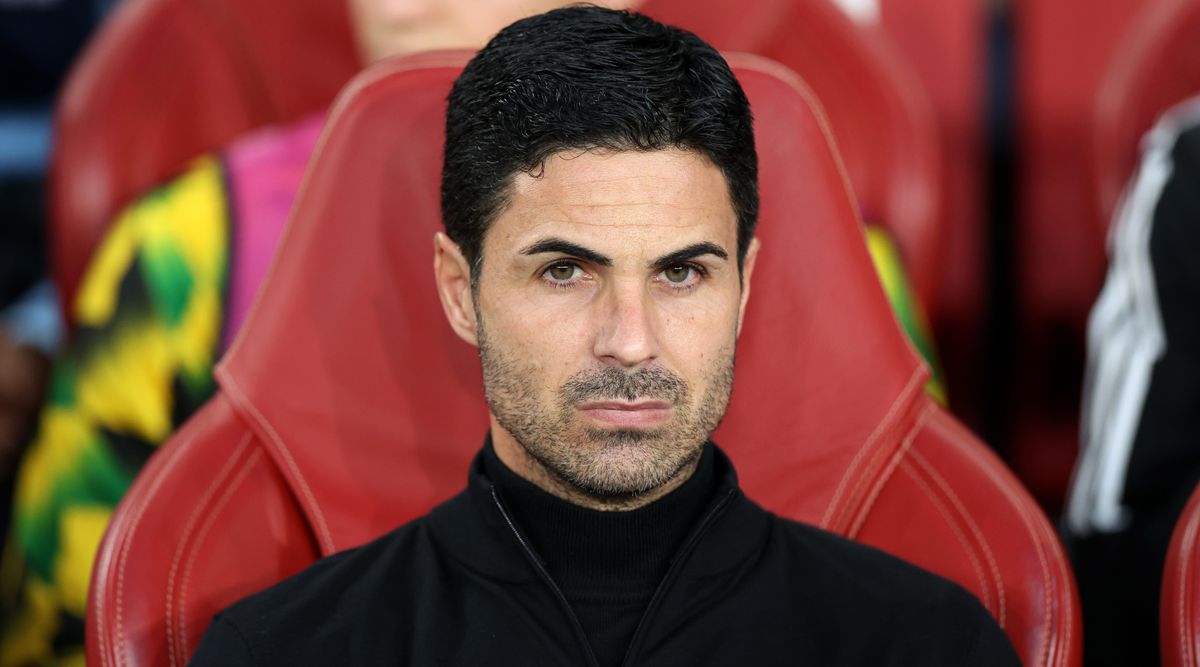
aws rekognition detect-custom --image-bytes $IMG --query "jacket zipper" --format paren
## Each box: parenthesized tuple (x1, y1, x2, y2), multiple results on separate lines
(490, 485, 602, 667)
(620, 487, 738, 667)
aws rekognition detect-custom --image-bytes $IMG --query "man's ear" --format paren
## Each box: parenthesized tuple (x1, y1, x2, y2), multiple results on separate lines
(433, 232, 479, 347)
(736, 237, 760, 338)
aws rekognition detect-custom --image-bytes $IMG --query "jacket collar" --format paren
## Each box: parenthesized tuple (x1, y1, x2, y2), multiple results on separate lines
(427, 442, 772, 584)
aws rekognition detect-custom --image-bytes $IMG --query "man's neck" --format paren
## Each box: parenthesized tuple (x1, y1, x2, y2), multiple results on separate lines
(489, 422, 701, 512)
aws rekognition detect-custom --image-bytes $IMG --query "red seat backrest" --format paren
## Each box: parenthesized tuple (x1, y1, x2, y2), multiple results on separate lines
(87, 52, 1079, 667)
(1092, 0, 1200, 235)
(875, 0, 989, 416)
(830, 0, 990, 336)
(49, 0, 358, 325)
(1163, 483, 1200, 666)
(641, 0, 944, 317)
(1008, 0, 1149, 511)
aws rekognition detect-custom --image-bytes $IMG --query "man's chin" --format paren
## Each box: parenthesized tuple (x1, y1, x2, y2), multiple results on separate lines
(582, 425, 666, 445)
(560, 434, 701, 498)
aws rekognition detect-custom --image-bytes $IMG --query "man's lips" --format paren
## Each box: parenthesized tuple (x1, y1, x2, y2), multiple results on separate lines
(576, 400, 673, 428)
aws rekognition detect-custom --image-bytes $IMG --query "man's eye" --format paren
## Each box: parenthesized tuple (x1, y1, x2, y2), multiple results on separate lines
(545, 263, 579, 282)
(663, 266, 693, 283)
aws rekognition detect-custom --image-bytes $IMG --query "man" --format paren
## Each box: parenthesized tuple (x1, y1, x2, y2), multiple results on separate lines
(190, 8, 1017, 665)
(1065, 95, 1200, 666)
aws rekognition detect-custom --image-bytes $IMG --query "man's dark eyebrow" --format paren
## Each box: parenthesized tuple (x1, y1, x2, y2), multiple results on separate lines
(519, 238, 613, 267)
(650, 242, 729, 269)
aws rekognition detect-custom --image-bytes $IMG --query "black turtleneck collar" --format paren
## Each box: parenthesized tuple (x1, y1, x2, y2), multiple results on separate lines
(427, 439, 763, 586)
(482, 437, 718, 582)
(482, 436, 719, 667)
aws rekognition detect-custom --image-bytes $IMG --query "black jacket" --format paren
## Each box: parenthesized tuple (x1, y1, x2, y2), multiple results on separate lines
(190, 446, 1020, 666)
(1066, 115, 1200, 666)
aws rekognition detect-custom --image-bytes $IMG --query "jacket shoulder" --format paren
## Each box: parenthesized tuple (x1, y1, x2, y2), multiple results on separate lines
(769, 517, 964, 602)
(764, 516, 1020, 665)
(189, 494, 458, 666)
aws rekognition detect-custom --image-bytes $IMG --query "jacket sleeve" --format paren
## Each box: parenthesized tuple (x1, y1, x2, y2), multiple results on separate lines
(188, 615, 260, 666)
(963, 610, 1023, 667)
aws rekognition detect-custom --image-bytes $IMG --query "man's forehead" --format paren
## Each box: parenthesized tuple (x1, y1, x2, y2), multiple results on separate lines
(511, 148, 727, 203)
(495, 148, 737, 246)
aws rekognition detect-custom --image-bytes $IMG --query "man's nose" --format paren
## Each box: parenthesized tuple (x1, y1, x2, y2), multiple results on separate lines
(592, 282, 660, 368)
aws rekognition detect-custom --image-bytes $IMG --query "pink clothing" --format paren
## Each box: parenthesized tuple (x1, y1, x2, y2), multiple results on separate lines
(221, 113, 326, 349)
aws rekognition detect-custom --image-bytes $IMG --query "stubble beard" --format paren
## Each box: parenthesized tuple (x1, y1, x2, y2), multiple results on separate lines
(477, 320, 735, 503)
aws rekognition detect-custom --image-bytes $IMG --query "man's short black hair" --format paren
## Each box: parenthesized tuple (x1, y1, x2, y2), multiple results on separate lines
(441, 5, 758, 278)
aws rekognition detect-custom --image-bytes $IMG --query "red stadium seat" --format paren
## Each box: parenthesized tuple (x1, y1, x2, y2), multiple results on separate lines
(1163, 483, 1200, 666)
(877, 0, 987, 303)
(640, 0, 946, 319)
(86, 52, 1080, 667)
(1009, 0, 1172, 510)
(875, 0, 990, 424)
(1092, 0, 1200, 236)
(49, 0, 357, 326)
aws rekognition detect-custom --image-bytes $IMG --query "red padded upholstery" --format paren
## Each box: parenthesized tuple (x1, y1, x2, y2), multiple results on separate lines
(1014, 0, 1148, 326)
(49, 0, 357, 325)
(1092, 0, 1200, 236)
(1009, 0, 1150, 510)
(642, 0, 944, 319)
(876, 0, 989, 424)
(878, 0, 986, 285)
(1163, 483, 1200, 667)
(87, 52, 1079, 667)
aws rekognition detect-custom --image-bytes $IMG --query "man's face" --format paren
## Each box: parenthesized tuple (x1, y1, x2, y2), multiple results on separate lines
(437, 149, 758, 503)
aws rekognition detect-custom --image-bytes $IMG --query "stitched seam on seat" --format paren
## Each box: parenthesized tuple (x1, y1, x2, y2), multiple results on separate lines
(113, 419, 220, 667)
(908, 446, 1006, 628)
(1180, 523, 1191, 667)
(165, 433, 252, 667)
(1176, 499, 1200, 667)
(945, 415, 1058, 667)
(219, 370, 335, 553)
(947, 416, 1057, 665)
(177, 447, 266, 660)
(847, 375, 924, 516)
(896, 459, 992, 612)
(847, 404, 930, 539)
(823, 367, 923, 530)
(822, 367, 925, 530)
(1045, 495, 1072, 666)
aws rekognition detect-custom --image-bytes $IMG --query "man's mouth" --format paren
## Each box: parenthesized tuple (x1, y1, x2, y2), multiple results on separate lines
(575, 400, 673, 429)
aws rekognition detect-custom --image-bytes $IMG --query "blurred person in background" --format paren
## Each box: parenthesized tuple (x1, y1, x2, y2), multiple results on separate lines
(1065, 95, 1200, 666)
(0, 1, 640, 664)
